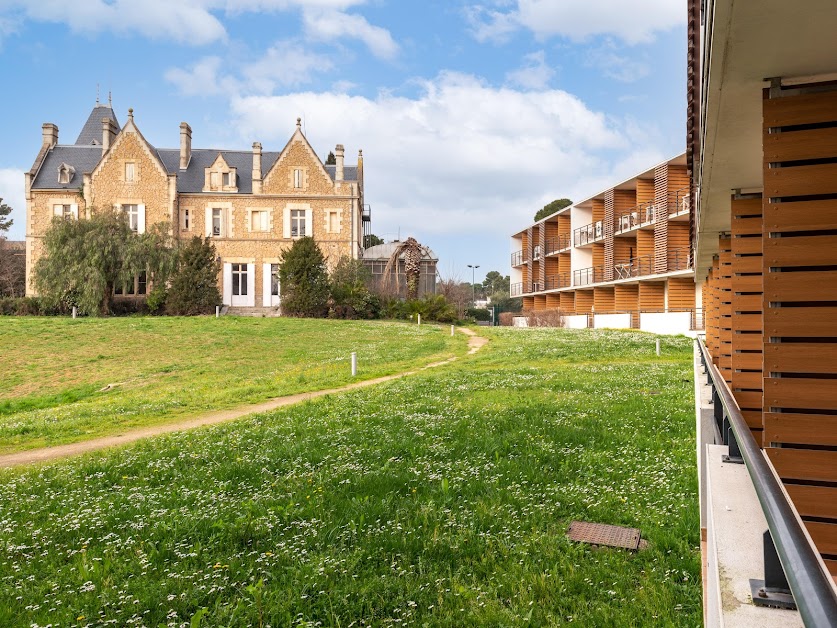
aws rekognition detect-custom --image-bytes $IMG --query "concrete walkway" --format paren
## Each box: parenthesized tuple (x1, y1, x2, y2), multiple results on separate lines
(0, 328, 488, 468)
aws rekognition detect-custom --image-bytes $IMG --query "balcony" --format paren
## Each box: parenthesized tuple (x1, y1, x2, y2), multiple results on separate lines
(511, 250, 527, 267)
(668, 246, 692, 271)
(573, 265, 605, 286)
(614, 201, 656, 235)
(510, 282, 523, 297)
(668, 186, 691, 219)
(362, 205, 372, 222)
(573, 220, 605, 247)
(544, 273, 570, 290)
(544, 234, 571, 255)
(613, 253, 655, 279)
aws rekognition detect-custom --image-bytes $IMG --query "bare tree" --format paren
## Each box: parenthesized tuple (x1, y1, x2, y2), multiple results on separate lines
(0, 238, 26, 297)
(437, 272, 471, 318)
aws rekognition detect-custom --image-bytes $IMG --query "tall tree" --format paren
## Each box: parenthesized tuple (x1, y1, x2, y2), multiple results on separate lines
(165, 236, 221, 315)
(279, 236, 330, 317)
(534, 198, 572, 221)
(34, 209, 174, 316)
(325, 151, 336, 165)
(0, 198, 12, 234)
(363, 233, 384, 248)
(0, 239, 25, 297)
(383, 237, 428, 301)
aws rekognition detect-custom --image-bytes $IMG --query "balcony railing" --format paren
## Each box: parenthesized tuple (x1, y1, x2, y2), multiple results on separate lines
(544, 234, 571, 255)
(511, 250, 526, 267)
(668, 186, 691, 217)
(573, 265, 605, 286)
(573, 220, 605, 247)
(614, 200, 656, 235)
(510, 282, 523, 297)
(696, 337, 837, 625)
(544, 273, 570, 290)
(613, 253, 655, 279)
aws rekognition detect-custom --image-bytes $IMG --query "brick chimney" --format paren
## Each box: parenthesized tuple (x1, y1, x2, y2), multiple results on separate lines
(179, 122, 192, 170)
(335, 144, 345, 182)
(252, 142, 263, 194)
(101, 118, 117, 154)
(42, 123, 58, 148)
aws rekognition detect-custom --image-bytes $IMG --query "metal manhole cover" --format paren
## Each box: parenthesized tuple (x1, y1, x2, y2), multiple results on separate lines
(567, 520, 645, 551)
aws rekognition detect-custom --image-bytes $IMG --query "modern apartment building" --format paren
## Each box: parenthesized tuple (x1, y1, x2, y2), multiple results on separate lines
(510, 153, 698, 334)
(691, 0, 837, 622)
(25, 102, 370, 309)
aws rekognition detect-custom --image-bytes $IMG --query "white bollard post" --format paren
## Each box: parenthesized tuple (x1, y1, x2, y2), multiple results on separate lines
(656, 338, 661, 356)
(351, 352, 357, 377)
(216, 305, 220, 318)
(72, 306, 77, 319)
(451, 325, 455, 337)
(417, 313, 421, 326)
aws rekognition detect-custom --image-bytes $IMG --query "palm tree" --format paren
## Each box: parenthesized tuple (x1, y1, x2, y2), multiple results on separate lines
(383, 237, 427, 300)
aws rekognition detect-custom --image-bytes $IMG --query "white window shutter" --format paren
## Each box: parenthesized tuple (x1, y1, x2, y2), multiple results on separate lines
(261, 211, 268, 232)
(205, 207, 212, 237)
(283, 207, 291, 238)
(222, 263, 232, 305)
(137, 204, 146, 234)
(305, 208, 313, 237)
(53, 205, 62, 217)
(246, 264, 256, 307)
(262, 263, 271, 306)
(70, 204, 79, 220)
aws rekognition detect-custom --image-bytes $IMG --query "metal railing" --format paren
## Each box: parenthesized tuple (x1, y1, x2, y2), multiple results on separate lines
(511, 250, 526, 267)
(614, 200, 656, 235)
(510, 282, 523, 297)
(573, 220, 605, 247)
(669, 186, 691, 216)
(573, 265, 605, 286)
(612, 253, 655, 279)
(668, 246, 692, 271)
(696, 336, 837, 626)
(544, 273, 570, 290)
(545, 234, 571, 255)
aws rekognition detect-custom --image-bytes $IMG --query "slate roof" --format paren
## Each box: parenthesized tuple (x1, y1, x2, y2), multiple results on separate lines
(32, 105, 358, 193)
(75, 105, 120, 145)
(31, 146, 102, 189)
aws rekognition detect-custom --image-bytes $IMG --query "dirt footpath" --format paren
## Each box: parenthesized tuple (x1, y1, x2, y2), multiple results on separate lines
(0, 327, 488, 468)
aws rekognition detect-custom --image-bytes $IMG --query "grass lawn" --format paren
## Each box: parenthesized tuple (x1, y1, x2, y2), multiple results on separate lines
(0, 317, 467, 454)
(0, 327, 700, 626)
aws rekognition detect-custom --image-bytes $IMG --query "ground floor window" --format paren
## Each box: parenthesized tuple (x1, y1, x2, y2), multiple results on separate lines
(114, 271, 147, 296)
(232, 263, 248, 296)
(271, 264, 280, 296)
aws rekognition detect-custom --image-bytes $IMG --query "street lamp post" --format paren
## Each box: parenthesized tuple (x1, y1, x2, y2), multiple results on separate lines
(467, 264, 480, 305)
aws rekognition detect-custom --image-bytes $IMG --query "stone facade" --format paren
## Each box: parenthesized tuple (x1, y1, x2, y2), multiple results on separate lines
(26, 106, 367, 309)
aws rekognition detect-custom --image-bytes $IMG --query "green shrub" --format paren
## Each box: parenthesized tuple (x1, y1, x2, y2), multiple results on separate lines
(165, 237, 221, 316)
(466, 307, 491, 321)
(279, 237, 330, 318)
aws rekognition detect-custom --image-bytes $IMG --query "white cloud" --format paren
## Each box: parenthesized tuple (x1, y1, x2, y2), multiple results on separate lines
(0, 168, 26, 241)
(506, 50, 554, 89)
(225, 72, 665, 244)
(165, 42, 334, 96)
(302, 8, 398, 59)
(0, 0, 396, 53)
(469, 0, 684, 45)
(587, 45, 650, 83)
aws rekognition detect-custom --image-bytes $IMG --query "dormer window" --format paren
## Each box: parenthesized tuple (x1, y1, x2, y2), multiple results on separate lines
(203, 156, 238, 193)
(224, 172, 235, 186)
(57, 163, 75, 185)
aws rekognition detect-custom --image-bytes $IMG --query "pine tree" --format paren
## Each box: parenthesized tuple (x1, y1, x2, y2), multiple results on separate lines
(279, 236, 330, 317)
(0, 198, 12, 234)
(165, 237, 221, 315)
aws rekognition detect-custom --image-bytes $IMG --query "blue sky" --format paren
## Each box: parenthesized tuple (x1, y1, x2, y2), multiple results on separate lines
(0, 0, 685, 283)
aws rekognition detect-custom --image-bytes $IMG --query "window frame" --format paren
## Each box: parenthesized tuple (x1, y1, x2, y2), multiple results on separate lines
(122, 204, 140, 232)
(290, 209, 306, 237)
(212, 208, 223, 237)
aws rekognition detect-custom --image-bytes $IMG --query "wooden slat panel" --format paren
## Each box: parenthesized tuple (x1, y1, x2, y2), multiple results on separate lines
(766, 447, 837, 482)
(575, 290, 593, 313)
(765, 163, 837, 198)
(765, 378, 837, 410)
(734, 391, 763, 409)
(764, 126, 837, 162)
(730, 237, 762, 255)
(731, 314, 762, 331)
(732, 371, 762, 390)
(731, 215, 763, 232)
(763, 235, 837, 267)
(824, 559, 837, 580)
(731, 256, 762, 274)
(764, 307, 837, 337)
(733, 294, 763, 311)
(764, 271, 837, 301)
(785, 485, 837, 519)
(764, 198, 837, 233)
(738, 409, 763, 429)
(593, 286, 615, 311)
(765, 344, 837, 374)
(733, 352, 763, 370)
(763, 90, 837, 127)
(805, 521, 837, 556)
(734, 334, 764, 351)
(763, 412, 837, 446)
